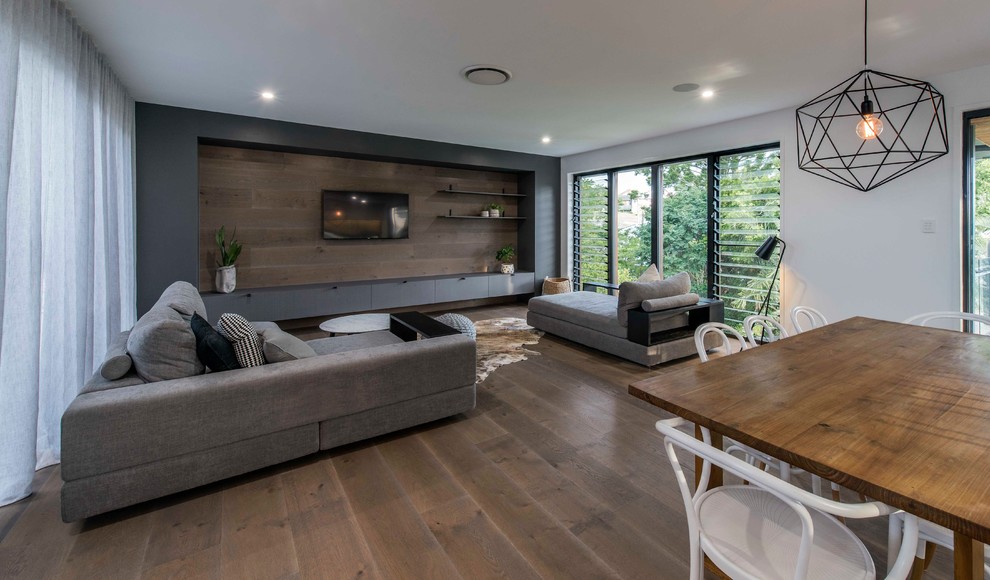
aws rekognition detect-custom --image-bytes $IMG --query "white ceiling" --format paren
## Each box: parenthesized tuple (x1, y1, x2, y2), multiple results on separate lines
(66, 0, 990, 157)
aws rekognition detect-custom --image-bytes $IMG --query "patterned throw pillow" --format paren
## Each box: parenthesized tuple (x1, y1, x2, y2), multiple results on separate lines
(217, 313, 266, 368)
(190, 313, 241, 372)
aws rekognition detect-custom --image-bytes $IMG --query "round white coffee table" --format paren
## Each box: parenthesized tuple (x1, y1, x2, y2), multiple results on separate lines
(319, 313, 390, 336)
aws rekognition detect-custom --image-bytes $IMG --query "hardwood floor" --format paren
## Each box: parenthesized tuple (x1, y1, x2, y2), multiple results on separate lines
(0, 303, 955, 579)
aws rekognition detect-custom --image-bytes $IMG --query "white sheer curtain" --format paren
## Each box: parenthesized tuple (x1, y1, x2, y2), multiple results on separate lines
(0, 0, 135, 507)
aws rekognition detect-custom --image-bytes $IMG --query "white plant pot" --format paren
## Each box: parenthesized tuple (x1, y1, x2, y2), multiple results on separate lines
(490, 209, 501, 218)
(481, 210, 490, 217)
(500, 263, 515, 274)
(216, 265, 237, 293)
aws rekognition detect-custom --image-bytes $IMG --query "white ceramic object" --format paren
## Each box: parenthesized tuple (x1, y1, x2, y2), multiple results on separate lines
(216, 265, 236, 293)
(480, 210, 490, 217)
(500, 263, 515, 274)
(490, 209, 501, 218)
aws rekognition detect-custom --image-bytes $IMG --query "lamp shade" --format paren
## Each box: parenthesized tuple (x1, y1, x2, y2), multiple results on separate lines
(755, 236, 780, 261)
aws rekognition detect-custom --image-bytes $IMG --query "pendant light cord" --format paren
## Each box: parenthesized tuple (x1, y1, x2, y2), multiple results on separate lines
(864, 0, 868, 68)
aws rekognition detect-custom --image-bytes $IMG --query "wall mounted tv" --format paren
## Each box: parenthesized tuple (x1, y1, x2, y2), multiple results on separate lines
(322, 190, 409, 240)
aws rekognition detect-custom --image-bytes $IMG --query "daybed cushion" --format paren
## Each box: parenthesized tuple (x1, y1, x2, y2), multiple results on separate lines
(218, 313, 266, 368)
(80, 370, 146, 396)
(642, 293, 701, 312)
(307, 330, 405, 355)
(616, 271, 692, 326)
(99, 330, 133, 380)
(527, 291, 627, 338)
(158, 280, 207, 319)
(262, 328, 318, 362)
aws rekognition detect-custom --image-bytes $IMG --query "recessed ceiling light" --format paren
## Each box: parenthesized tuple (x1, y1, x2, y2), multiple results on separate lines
(672, 83, 700, 93)
(462, 65, 512, 86)
(261, 91, 275, 100)
(701, 89, 715, 99)
(541, 136, 552, 144)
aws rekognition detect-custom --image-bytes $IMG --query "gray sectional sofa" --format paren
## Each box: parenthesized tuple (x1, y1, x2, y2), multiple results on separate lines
(60, 282, 476, 521)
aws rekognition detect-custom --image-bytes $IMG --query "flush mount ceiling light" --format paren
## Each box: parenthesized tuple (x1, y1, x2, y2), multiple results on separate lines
(701, 89, 715, 99)
(795, 0, 948, 192)
(541, 136, 552, 144)
(260, 90, 275, 100)
(462, 65, 512, 86)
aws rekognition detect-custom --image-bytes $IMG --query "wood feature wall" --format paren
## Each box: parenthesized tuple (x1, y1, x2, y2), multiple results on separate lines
(198, 145, 521, 290)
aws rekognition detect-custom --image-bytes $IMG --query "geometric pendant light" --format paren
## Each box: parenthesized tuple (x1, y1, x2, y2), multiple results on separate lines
(795, 0, 948, 191)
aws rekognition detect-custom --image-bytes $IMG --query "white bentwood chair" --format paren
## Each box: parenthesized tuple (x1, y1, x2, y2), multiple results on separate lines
(743, 314, 789, 347)
(902, 311, 990, 331)
(790, 306, 829, 333)
(888, 512, 990, 578)
(694, 322, 749, 363)
(658, 417, 920, 580)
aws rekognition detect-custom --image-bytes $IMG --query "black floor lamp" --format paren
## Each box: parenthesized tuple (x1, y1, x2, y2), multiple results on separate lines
(754, 235, 786, 320)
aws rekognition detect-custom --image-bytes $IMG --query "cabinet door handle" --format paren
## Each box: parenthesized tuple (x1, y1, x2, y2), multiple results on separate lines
(332, 286, 338, 290)
(459, 277, 466, 280)
(246, 293, 252, 298)
(402, 280, 408, 284)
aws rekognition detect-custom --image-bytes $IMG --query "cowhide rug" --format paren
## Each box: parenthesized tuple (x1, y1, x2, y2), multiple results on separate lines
(474, 317, 544, 383)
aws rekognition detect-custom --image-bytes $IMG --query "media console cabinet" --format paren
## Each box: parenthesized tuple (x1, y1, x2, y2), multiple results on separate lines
(200, 271, 536, 324)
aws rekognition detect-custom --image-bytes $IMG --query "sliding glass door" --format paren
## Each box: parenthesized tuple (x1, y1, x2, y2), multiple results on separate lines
(964, 109, 990, 333)
(661, 159, 709, 294)
(615, 168, 654, 283)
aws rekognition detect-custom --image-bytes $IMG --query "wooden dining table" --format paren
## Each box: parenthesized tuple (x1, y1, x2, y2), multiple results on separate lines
(629, 316, 990, 579)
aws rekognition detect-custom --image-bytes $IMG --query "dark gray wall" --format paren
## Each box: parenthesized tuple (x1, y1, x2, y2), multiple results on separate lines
(135, 103, 560, 314)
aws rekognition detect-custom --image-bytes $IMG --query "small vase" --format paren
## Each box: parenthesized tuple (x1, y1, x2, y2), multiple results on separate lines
(490, 209, 501, 218)
(481, 210, 490, 217)
(216, 265, 237, 293)
(500, 263, 515, 274)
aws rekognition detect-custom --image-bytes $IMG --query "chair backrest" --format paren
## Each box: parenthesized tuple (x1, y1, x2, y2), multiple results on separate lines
(656, 417, 919, 580)
(743, 315, 789, 347)
(694, 322, 749, 363)
(902, 311, 990, 332)
(790, 306, 828, 333)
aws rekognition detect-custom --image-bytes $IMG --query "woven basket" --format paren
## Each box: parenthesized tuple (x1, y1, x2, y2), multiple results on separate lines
(542, 277, 572, 295)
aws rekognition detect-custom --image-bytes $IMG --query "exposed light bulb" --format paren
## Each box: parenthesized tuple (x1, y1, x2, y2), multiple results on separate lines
(260, 91, 275, 100)
(541, 136, 552, 144)
(856, 96, 884, 140)
(701, 89, 715, 99)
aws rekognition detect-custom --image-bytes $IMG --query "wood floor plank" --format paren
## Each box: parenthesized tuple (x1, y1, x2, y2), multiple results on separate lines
(423, 495, 543, 580)
(141, 492, 222, 580)
(0, 467, 52, 544)
(421, 422, 623, 580)
(480, 432, 689, 579)
(61, 506, 153, 580)
(0, 466, 80, 579)
(220, 474, 299, 580)
(377, 435, 465, 514)
(333, 446, 463, 580)
(281, 457, 382, 580)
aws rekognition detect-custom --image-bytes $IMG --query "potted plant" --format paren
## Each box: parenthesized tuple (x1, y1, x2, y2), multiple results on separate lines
(488, 203, 503, 218)
(496, 244, 515, 274)
(215, 225, 243, 293)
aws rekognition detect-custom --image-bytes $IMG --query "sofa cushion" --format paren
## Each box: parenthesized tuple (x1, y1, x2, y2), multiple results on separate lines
(307, 330, 405, 355)
(641, 293, 701, 312)
(218, 313, 266, 368)
(157, 280, 207, 319)
(616, 271, 692, 326)
(127, 304, 204, 382)
(527, 291, 627, 338)
(191, 313, 241, 372)
(99, 331, 133, 380)
(262, 328, 317, 362)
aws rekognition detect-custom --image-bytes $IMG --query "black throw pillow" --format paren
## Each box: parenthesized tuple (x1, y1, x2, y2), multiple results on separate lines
(190, 312, 241, 372)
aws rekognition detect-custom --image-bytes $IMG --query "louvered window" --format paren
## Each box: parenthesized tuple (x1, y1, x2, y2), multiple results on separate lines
(713, 148, 782, 327)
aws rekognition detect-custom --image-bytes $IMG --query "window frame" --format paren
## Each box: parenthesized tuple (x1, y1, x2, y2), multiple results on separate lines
(571, 142, 781, 308)
(963, 108, 990, 331)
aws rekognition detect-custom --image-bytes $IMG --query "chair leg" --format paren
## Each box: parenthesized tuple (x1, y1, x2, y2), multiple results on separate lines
(923, 543, 937, 570)
(909, 557, 925, 580)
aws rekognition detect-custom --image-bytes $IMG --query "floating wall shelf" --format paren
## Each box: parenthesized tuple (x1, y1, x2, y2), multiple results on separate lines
(437, 185, 526, 198)
(437, 215, 526, 220)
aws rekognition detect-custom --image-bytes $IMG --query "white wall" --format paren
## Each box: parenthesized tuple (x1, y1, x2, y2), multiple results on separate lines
(560, 63, 990, 325)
